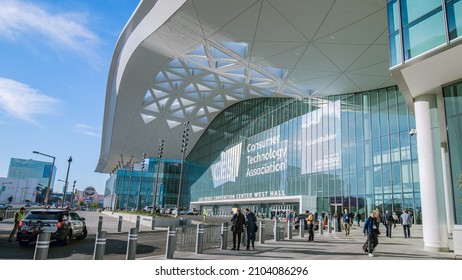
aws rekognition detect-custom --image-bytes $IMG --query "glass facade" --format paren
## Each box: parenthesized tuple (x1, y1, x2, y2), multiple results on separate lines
(113, 158, 203, 210)
(7, 158, 56, 191)
(443, 80, 462, 224)
(388, 0, 462, 66)
(186, 86, 421, 222)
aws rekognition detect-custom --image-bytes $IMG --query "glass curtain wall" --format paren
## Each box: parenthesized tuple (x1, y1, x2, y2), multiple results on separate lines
(387, 0, 462, 67)
(187, 86, 420, 222)
(443, 81, 462, 224)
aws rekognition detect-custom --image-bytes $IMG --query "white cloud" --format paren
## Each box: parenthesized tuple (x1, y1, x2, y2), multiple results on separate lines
(0, 77, 61, 124)
(0, 0, 101, 63)
(73, 123, 101, 138)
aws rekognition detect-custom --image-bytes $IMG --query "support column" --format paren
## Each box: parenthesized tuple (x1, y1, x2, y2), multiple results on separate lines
(414, 94, 449, 252)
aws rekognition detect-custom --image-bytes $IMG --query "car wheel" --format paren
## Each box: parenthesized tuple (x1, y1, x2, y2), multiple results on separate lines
(76, 228, 87, 240)
(62, 231, 71, 246)
(19, 240, 29, 247)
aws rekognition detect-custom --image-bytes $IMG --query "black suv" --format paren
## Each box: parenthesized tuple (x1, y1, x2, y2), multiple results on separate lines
(17, 209, 87, 246)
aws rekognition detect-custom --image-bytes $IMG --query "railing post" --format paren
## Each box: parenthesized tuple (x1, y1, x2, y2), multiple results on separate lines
(135, 215, 140, 232)
(274, 219, 280, 241)
(93, 231, 107, 260)
(126, 228, 138, 260)
(33, 232, 51, 260)
(195, 223, 204, 254)
(328, 217, 332, 233)
(151, 216, 156, 230)
(117, 216, 123, 232)
(97, 216, 103, 233)
(165, 225, 176, 259)
(221, 222, 228, 250)
(319, 217, 324, 235)
(287, 219, 293, 239)
(299, 219, 305, 238)
(259, 220, 265, 244)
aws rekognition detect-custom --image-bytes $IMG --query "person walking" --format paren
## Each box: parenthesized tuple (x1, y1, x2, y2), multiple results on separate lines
(230, 209, 245, 250)
(363, 210, 379, 257)
(8, 207, 26, 242)
(342, 209, 351, 236)
(244, 208, 257, 250)
(392, 211, 399, 229)
(400, 210, 412, 238)
(355, 212, 361, 227)
(374, 207, 383, 235)
(383, 210, 393, 238)
(306, 210, 315, 242)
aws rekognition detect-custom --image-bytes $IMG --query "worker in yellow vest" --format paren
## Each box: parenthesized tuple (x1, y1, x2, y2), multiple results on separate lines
(9, 207, 26, 242)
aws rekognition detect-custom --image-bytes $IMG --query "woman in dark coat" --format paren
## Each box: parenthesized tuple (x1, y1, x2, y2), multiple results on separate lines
(231, 209, 246, 250)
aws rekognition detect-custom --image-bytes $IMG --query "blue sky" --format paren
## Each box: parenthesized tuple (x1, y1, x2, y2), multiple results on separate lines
(0, 0, 140, 195)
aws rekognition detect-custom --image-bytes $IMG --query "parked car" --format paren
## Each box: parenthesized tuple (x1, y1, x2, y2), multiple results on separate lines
(142, 206, 153, 212)
(186, 209, 199, 215)
(16, 209, 87, 247)
(294, 214, 319, 230)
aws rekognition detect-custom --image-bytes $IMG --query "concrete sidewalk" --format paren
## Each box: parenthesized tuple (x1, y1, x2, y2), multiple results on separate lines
(142, 223, 458, 260)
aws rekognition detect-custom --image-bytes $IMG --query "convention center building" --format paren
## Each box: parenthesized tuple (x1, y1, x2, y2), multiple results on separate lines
(97, 0, 462, 253)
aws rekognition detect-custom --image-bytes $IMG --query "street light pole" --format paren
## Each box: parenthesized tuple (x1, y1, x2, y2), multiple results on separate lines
(33, 151, 55, 206)
(61, 156, 72, 208)
(151, 139, 164, 215)
(71, 180, 76, 209)
(177, 121, 189, 210)
(136, 153, 146, 211)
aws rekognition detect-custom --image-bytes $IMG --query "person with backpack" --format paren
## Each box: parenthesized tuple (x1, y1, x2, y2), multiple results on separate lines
(363, 210, 379, 257)
(383, 210, 394, 238)
(230, 209, 245, 250)
(244, 208, 257, 250)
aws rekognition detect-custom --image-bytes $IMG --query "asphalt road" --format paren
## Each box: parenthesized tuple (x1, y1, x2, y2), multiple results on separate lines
(0, 210, 167, 260)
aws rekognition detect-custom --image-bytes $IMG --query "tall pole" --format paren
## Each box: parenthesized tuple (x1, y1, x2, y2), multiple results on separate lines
(33, 151, 55, 206)
(177, 121, 189, 209)
(61, 156, 72, 208)
(136, 153, 146, 211)
(127, 163, 134, 210)
(151, 139, 164, 215)
(71, 180, 76, 209)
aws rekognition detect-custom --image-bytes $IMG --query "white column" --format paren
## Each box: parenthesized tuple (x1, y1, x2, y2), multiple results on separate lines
(414, 94, 449, 252)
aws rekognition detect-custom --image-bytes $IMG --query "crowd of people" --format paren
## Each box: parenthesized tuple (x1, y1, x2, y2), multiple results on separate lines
(229, 206, 415, 257)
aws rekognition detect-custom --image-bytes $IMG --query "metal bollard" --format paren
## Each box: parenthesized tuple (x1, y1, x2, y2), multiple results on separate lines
(287, 220, 293, 239)
(274, 219, 280, 241)
(97, 216, 103, 233)
(118, 216, 123, 232)
(328, 217, 332, 233)
(278, 222, 285, 240)
(242, 227, 247, 247)
(165, 225, 176, 259)
(221, 222, 228, 250)
(151, 216, 156, 230)
(135, 216, 140, 232)
(93, 231, 107, 260)
(126, 228, 138, 260)
(195, 223, 204, 254)
(259, 220, 265, 244)
(299, 219, 305, 238)
(33, 232, 51, 260)
(319, 217, 323, 235)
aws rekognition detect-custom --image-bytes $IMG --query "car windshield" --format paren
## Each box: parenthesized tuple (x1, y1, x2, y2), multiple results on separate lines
(25, 211, 62, 220)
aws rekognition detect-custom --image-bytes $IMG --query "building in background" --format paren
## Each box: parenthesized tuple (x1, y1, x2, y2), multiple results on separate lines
(98, 1, 462, 253)
(2, 158, 57, 204)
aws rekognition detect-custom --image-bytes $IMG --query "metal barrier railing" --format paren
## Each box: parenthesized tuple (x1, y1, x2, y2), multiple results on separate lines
(174, 224, 221, 253)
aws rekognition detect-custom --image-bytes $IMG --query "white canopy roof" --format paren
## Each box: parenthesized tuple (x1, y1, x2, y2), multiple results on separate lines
(96, 0, 392, 173)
